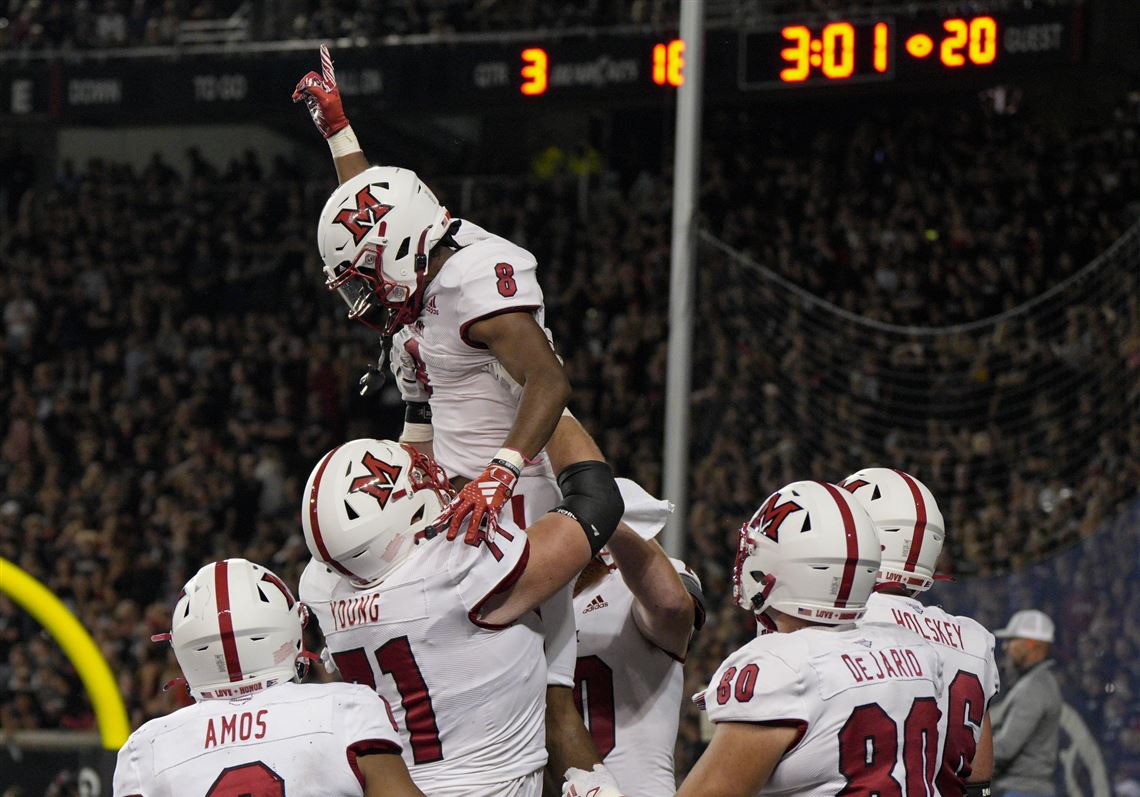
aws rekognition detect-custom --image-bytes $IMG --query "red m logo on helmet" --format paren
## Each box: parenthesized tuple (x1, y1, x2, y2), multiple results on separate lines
(334, 186, 393, 245)
(349, 453, 404, 508)
(749, 493, 803, 543)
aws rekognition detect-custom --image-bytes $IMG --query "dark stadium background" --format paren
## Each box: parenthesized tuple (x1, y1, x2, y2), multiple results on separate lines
(1, 1, 1137, 795)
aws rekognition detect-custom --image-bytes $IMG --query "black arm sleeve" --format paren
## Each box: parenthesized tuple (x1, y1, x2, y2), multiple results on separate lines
(554, 461, 624, 556)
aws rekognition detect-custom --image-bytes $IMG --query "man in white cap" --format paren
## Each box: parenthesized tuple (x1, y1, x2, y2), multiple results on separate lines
(991, 609, 1062, 797)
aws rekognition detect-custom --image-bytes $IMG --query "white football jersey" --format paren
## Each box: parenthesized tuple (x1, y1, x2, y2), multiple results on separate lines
(404, 218, 549, 482)
(300, 528, 547, 796)
(859, 592, 1000, 796)
(398, 218, 576, 689)
(704, 624, 944, 796)
(112, 681, 400, 797)
(573, 559, 703, 797)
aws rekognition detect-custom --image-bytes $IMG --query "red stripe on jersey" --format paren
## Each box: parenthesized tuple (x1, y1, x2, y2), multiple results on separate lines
(458, 306, 540, 350)
(820, 482, 860, 608)
(468, 540, 531, 630)
(308, 445, 360, 581)
(213, 562, 243, 682)
(894, 470, 927, 573)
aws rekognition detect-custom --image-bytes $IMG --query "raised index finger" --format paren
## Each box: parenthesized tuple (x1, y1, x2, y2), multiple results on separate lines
(320, 44, 336, 87)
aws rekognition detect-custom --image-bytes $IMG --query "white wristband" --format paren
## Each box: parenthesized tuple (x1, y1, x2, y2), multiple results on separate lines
(399, 422, 434, 444)
(492, 447, 525, 473)
(328, 125, 361, 159)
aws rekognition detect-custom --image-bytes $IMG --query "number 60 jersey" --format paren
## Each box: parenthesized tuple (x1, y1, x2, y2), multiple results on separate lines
(704, 624, 944, 796)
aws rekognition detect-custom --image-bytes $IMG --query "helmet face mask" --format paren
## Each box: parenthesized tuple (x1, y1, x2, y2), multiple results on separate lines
(317, 167, 450, 335)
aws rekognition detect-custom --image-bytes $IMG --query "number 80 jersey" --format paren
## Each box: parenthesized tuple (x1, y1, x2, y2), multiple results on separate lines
(703, 624, 944, 796)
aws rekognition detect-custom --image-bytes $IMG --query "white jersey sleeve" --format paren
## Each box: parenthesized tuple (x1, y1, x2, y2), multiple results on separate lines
(335, 683, 404, 776)
(454, 248, 543, 343)
(705, 638, 809, 725)
(112, 737, 146, 797)
(449, 524, 530, 619)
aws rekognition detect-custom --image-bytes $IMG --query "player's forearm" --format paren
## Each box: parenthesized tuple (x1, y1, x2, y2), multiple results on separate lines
(502, 365, 570, 461)
(545, 413, 605, 475)
(334, 150, 370, 184)
(545, 686, 603, 781)
(969, 711, 995, 781)
(607, 523, 694, 656)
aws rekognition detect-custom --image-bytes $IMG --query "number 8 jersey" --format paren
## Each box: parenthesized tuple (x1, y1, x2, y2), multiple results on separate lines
(404, 218, 550, 483)
(300, 526, 548, 797)
(703, 624, 944, 796)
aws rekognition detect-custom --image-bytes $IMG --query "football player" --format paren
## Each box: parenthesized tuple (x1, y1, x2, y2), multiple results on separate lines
(294, 48, 597, 784)
(113, 558, 422, 797)
(842, 468, 999, 797)
(677, 481, 944, 796)
(569, 476, 705, 797)
(297, 434, 624, 797)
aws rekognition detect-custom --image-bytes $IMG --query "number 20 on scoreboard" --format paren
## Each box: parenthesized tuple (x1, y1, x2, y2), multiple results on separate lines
(776, 16, 999, 84)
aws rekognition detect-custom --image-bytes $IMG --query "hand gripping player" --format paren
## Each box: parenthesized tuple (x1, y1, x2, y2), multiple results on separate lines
(678, 481, 944, 797)
(297, 432, 623, 797)
(113, 558, 423, 797)
(561, 471, 705, 797)
(295, 45, 600, 786)
(843, 468, 999, 797)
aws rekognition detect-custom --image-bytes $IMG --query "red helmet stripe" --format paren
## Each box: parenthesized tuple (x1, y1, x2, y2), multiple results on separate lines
(213, 561, 243, 682)
(308, 446, 361, 580)
(819, 482, 860, 608)
(894, 470, 927, 573)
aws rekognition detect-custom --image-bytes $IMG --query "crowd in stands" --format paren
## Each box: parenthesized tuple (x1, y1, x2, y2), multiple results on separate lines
(3, 0, 1085, 51)
(1, 87, 1137, 789)
(0, 0, 682, 51)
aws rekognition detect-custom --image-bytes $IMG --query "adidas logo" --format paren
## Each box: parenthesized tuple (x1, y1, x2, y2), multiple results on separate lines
(424, 296, 439, 315)
(583, 594, 608, 614)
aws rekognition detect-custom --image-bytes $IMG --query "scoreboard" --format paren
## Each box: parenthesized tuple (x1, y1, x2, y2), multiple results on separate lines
(0, 5, 1084, 121)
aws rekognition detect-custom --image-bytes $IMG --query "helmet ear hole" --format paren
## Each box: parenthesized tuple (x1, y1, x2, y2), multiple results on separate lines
(411, 504, 426, 524)
(395, 237, 411, 260)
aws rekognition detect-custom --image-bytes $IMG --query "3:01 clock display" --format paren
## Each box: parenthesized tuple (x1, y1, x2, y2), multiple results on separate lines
(739, 11, 1066, 89)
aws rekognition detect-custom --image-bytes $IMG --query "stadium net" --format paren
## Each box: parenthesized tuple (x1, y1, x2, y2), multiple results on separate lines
(688, 220, 1140, 577)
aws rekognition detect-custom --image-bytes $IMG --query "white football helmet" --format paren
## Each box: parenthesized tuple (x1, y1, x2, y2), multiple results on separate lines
(165, 559, 307, 701)
(840, 467, 946, 593)
(317, 166, 452, 334)
(302, 439, 451, 588)
(733, 481, 880, 627)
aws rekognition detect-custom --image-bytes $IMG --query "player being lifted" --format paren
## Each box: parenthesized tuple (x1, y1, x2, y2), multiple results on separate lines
(297, 433, 623, 796)
(679, 481, 944, 797)
(293, 47, 601, 785)
(567, 476, 705, 797)
(842, 468, 999, 797)
(113, 558, 423, 797)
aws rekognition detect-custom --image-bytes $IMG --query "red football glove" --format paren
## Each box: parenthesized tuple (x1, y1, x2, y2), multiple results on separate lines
(292, 44, 349, 139)
(431, 450, 523, 546)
